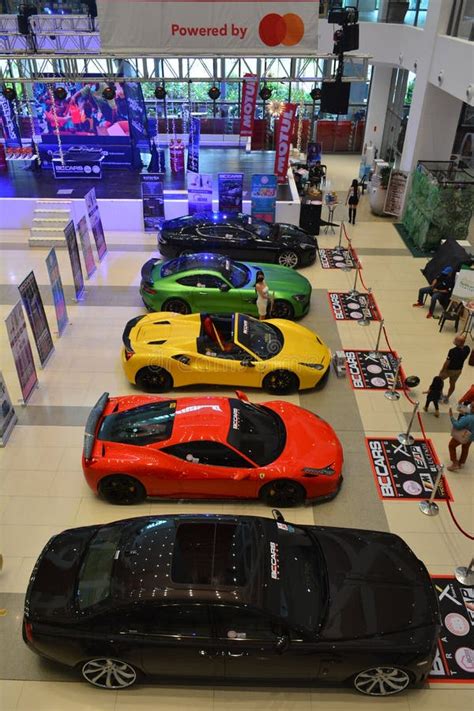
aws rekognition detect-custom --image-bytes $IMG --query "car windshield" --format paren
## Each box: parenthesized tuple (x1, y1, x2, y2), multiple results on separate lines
(249, 219, 273, 238)
(227, 399, 286, 466)
(276, 525, 327, 632)
(97, 401, 177, 446)
(236, 315, 283, 359)
(77, 525, 123, 610)
(161, 254, 249, 288)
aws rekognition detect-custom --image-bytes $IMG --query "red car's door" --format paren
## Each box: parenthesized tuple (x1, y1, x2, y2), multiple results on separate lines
(160, 441, 259, 499)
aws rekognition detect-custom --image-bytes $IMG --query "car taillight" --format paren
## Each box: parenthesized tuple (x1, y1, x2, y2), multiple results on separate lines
(125, 349, 134, 361)
(24, 620, 34, 643)
(142, 284, 156, 295)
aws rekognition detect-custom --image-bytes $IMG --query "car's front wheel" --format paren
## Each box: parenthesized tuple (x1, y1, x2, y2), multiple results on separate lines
(162, 297, 190, 315)
(277, 250, 300, 269)
(136, 366, 173, 393)
(81, 658, 138, 689)
(352, 667, 411, 696)
(98, 475, 147, 505)
(262, 370, 299, 395)
(259, 480, 306, 507)
(271, 299, 295, 319)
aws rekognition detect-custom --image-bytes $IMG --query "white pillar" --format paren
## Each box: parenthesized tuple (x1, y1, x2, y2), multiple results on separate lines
(363, 64, 393, 157)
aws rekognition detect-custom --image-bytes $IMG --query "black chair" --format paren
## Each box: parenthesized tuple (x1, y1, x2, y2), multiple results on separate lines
(438, 300, 464, 332)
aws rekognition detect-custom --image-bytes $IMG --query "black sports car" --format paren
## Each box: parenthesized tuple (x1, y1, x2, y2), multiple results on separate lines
(158, 213, 318, 269)
(23, 511, 440, 695)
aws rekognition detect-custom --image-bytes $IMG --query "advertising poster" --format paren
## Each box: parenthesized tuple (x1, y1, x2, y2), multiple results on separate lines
(0, 92, 21, 144)
(328, 292, 381, 322)
(365, 438, 451, 502)
(344, 350, 404, 390)
(18, 271, 55, 368)
(98, 1, 319, 57)
(307, 141, 322, 166)
(251, 174, 277, 223)
(430, 576, 474, 683)
(187, 117, 201, 173)
(240, 74, 259, 138)
(187, 173, 213, 215)
(84, 188, 107, 260)
(123, 82, 150, 146)
(274, 103, 297, 183)
(218, 173, 244, 214)
(77, 216, 97, 279)
(45, 248, 69, 336)
(0, 371, 18, 447)
(383, 169, 408, 217)
(140, 174, 165, 232)
(64, 220, 85, 300)
(5, 302, 38, 404)
(319, 248, 356, 269)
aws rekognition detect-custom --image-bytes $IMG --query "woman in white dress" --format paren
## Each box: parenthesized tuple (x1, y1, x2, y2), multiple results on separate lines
(255, 273, 269, 320)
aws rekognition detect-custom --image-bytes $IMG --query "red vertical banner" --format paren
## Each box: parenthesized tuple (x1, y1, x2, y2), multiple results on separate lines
(239, 74, 259, 138)
(274, 103, 297, 183)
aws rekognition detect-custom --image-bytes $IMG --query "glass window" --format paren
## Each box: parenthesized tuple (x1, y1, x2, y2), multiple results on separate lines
(77, 525, 123, 610)
(162, 440, 253, 468)
(151, 604, 211, 637)
(98, 401, 176, 446)
(213, 605, 280, 641)
(236, 315, 283, 360)
(227, 399, 286, 466)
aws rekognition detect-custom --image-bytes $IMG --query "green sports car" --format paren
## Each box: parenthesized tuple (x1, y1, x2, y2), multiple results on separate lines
(140, 252, 312, 319)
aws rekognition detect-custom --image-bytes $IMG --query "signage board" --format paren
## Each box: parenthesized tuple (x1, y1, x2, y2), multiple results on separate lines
(0, 371, 18, 447)
(274, 103, 297, 183)
(141, 174, 165, 231)
(18, 271, 55, 367)
(187, 173, 213, 215)
(77, 216, 97, 279)
(64, 221, 85, 300)
(218, 173, 244, 214)
(84, 188, 107, 260)
(45, 248, 69, 336)
(5, 302, 38, 404)
(251, 174, 277, 223)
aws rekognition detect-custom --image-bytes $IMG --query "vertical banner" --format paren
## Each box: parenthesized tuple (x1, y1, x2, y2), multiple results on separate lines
(45, 248, 69, 336)
(384, 169, 409, 217)
(140, 174, 165, 231)
(251, 174, 278, 223)
(187, 117, 201, 173)
(123, 82, 150, 147)
(0, 372, 18, 447)
(240, 74, 259, 138)
(187, 173, 213, 215)
(0, 93, 21, 144)
(218, 173, 244, 214)
(77, 216, 97, 279)
(18, 271, 55, 368)
(307, 141, 322, 166)
(84, 188, 108, 260)
(274, 103, 297, 183)
(5, 302, 38, 404)
(64, 221, 85, 300)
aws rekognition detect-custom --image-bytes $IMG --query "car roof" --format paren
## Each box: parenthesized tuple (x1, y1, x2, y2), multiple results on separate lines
(165, 396, 233, 446)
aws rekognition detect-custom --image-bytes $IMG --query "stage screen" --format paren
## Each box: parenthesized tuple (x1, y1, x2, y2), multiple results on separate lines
(33, 82, 130, 137)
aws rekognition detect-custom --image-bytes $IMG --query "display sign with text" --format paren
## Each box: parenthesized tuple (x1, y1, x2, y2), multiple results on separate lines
(240, 74, 259, 138)
(84, 188, 108, 260)
(5, 302, 38, 404)
(45, 248, 69, 336)
(141, 174, 165, 231)
(188, 173, 213, 215)
(77, 216, 97, 279)
(319, 248, 356, 269)
(218, 173, 244, 214)
(187, 117, 201, 173)
(274, 103, 297, 183)
(328, 292, 381, 322)
(345, 350, 404, 390)
(64, 221, 85, 300)
(18, 271, 55, 367)
(0, 371, 17, 447)
(251, 174, 277, 223)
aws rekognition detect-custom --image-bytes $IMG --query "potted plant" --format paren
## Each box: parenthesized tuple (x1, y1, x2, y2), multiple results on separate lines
(386, 1, 409, 24)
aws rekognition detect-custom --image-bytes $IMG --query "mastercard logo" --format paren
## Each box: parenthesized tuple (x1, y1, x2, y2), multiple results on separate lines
(259, 13, 305, 47)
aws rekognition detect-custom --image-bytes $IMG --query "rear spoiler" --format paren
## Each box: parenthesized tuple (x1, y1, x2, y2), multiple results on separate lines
(83, 392, 109, 460)
(122, 315, 143, 351)
(141, 258, 161, 285)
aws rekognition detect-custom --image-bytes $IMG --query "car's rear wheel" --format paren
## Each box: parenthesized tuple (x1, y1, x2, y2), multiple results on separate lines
(99, 475, 146, 505)
(81, 658, 138, 689)
(271, 299, 295, 319)
(135, 366, 173, 393)
(259, 480, 306, 507)
(262, 370, 299, 395)
(278, 250, 300, 269)
(352, 667, 411, 696)
(162, 297, 190, 315)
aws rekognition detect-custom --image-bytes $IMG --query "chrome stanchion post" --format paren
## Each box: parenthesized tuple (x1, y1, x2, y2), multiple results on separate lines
(348, 263, 360, 295)
(398, 401, 419, 446)
(455, 558, 474, 586)
(335, 221, 344, 252)
(357, 287, 371, 327)
(419, 464, 444, 516)
(369, 318, 384, 359)
(384, 357, 402, 401)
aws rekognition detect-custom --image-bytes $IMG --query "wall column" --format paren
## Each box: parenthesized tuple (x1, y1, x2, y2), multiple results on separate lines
(363, 64, 394, 156)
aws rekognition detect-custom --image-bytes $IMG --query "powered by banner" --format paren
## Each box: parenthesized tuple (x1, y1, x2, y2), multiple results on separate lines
(64, 221, 85, 300)
(5, 302, 38, 404)
(45, 248, 69, 336)
(240, 74, 259, 138)
(18, 271, 55, 368)
(98, 1, 319, 56)
(274, 103, 297, 183)
(84, 188, 107, 260)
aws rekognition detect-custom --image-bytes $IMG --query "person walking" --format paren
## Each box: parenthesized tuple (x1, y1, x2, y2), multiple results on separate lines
(422, 376, 444, 417)
(412, 266, 454, 318)
(447, 407, 474, 471)
(439, 335, 471, 402)
(255, 273, 270, 321)
(345, 179, 360, 225)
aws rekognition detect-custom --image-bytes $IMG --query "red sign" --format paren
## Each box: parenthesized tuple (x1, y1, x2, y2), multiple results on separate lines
(239, 74, 259, 138)
(274, 103, 297, 183)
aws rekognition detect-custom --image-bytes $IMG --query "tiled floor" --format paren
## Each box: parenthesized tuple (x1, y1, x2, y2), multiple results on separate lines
(0, 156, 473, 709)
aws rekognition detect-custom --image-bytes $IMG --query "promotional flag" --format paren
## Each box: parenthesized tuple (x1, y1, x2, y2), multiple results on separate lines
(5, 302, 38, 404)
(0, 92, 21, 144)
(64, 221, 85, 300)
(141, 174, 165, 231)
(187, 117, 201, 173)
(240, 74, 259, 138)
(45, 248, 69, 336)
(218, 173, 244, 214)
(18, 271, 55, 367)
(84, 188, 107, 260)
(77, 216, 97, 279)
(251, 174, 277, 223)
(274, 103, 297, 183)
(187, 173, 213, 215)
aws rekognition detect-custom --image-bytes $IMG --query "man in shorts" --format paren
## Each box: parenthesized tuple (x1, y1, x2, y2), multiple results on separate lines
(439, 335, 471, 403)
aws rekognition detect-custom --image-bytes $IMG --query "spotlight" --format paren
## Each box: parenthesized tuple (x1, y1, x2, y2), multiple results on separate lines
(154, 85, 167, 100)
(208, 86, 221, 101)
(102, 85, 116, 101)
(53, 86, 67, 101)
(2, 86, 17, 102)
(310, 87, 321, 102)
(259, 86, 272, 101)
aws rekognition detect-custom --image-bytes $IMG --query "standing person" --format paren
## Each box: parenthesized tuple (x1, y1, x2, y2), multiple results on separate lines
(439, 335, 471, 402)
(422, 376, 444, 417)
(345, 179, 360, 224)
(412, 266, 454, 318)
(447, 407, 474, 471)
(255, 273, 269, 321)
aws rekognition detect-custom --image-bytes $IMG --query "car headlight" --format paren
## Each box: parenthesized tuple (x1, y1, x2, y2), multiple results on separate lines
(302, 466, 335, 477)
(299, 362, 325, 370)
(292, 294, 308, 302)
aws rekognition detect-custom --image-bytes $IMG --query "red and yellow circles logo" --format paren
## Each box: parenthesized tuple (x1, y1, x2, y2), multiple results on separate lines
(258, 13, 305, 47)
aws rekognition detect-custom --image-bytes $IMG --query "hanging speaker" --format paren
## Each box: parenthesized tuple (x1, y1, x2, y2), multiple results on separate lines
(53, 86, 67, 101)
(320, 81, 350, 114)
(208, 86, 221, 101)
(154, 85, 167, 100)
(310, 87, 321, 102)
(259, 86, 272, 101)
(102, 85, 116, 101)
(2, 86, 17, 102)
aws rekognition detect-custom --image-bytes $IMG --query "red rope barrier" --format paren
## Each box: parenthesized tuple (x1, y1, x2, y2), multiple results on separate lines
(447, 498, 474, 540)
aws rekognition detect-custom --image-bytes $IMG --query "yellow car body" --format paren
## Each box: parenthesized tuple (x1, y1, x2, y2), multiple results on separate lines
(122, 312, 331, 394)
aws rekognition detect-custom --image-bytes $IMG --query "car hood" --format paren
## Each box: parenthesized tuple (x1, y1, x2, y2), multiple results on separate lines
(270, 320, 330, 364)
(316, 528, 439, 640)
(246, 263, 311, 294)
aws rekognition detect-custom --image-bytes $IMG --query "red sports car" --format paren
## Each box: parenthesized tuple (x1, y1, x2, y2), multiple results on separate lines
(82, 392, 343, 507)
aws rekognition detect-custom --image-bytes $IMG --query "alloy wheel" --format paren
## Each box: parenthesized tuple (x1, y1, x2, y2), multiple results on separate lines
(260, 480, 305, 507)
(278, 251, 299, 269)
(82, 658, 137, 689)
(353, 667, 411, 696)
(136, 366, 173, 393)
(162, 298, 190, 315)
(263, 369, 299, 395)
(99, 475, 146, 505)
(271, 300, 294, 319)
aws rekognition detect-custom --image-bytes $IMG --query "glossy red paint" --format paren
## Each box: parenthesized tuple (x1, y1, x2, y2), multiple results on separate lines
(82, 394, 343, 503)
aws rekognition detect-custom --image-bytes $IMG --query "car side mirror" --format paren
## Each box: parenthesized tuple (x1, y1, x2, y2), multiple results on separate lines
(275, 635, 289, 654)
(219, 283, 230, 292)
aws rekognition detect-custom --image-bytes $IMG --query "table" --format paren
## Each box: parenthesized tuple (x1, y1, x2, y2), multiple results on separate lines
(324, 202, 339, 234)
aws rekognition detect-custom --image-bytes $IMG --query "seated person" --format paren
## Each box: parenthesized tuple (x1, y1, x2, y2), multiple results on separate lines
(309, 160, 324, 187)
(413, 266, 455, 319)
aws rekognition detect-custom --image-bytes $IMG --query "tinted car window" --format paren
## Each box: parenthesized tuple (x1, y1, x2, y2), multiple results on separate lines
(162, 441, 252, 468)
(213, 605, 280, 641)
(148, 604, 211, 637)
(227, 399, 286, 466)
(98, 401, 176, 446)
(77, 525, 122, 610)
(236, 315, 283, 360)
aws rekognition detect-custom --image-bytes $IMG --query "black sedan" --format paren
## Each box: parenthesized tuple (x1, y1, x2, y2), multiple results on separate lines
(158, 213, 318, 269)
(23, 512, 440, 696)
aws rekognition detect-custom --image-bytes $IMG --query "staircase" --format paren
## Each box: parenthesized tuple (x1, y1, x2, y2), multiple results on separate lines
(29, 200, 72, 248)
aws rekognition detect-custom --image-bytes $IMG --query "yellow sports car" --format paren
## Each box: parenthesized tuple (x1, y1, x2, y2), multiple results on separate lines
(122, 312, 331, 394)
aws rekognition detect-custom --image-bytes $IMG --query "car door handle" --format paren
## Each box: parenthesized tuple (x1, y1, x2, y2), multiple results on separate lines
(198, 292, 208, 295)
(227, 651, 246, 657)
